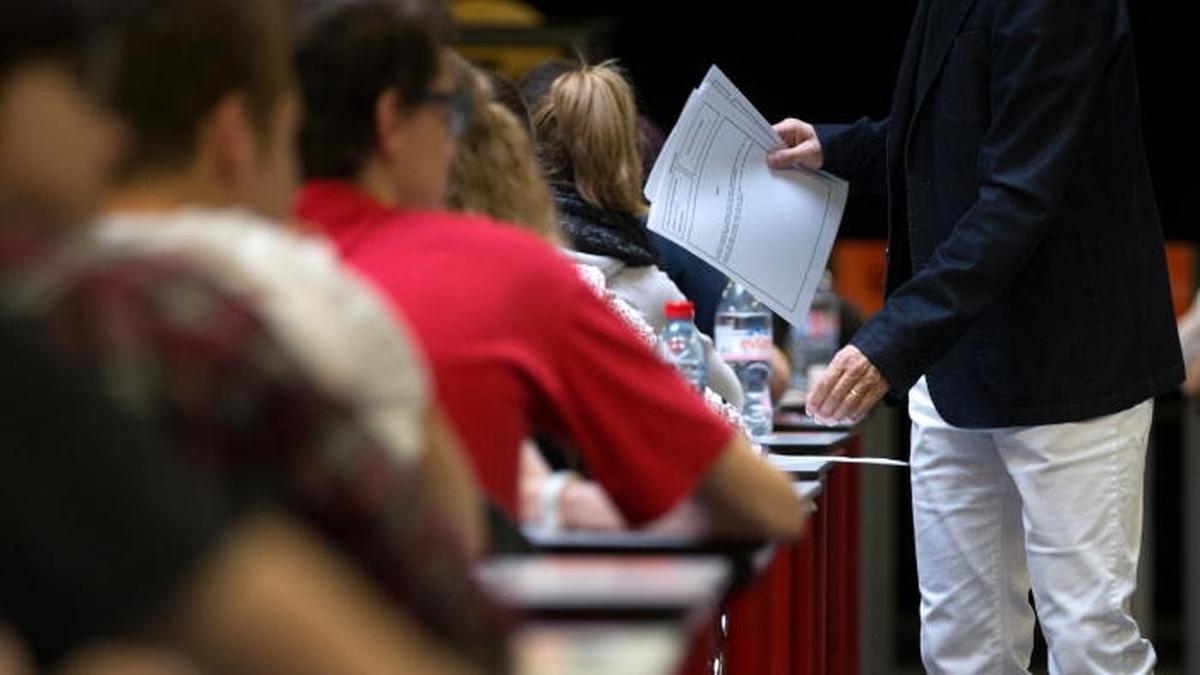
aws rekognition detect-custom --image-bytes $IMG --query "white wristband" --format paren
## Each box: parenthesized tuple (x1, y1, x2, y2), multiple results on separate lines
(538, 471, 574, 533)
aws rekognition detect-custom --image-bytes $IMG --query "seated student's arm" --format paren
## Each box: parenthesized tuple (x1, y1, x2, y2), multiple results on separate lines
(519, 440, 552, 523)
(548, 276, 807, 541)
(524, 442, 803, 539)
(417, 406, 487, 558)
(54, 646, 198, 675)
(1, 318, 487, 675)
(151, 514, 486, 675)
(693, 436, 806, 540)
(521, 441, 629, 531)
(52, 515, 484, 675)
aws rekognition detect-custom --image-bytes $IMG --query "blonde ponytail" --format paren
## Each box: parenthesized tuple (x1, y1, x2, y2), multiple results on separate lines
(533, 60, 647, 216)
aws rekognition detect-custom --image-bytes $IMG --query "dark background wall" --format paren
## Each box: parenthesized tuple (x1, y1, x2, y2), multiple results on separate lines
(528, 1, 1189, 241)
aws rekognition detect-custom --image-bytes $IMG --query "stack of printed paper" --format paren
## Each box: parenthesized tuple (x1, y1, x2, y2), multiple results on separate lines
(645, 66, 849, 329)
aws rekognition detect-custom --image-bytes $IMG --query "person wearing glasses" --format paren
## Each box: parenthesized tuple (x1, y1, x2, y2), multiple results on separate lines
(293, 0, 806, 542)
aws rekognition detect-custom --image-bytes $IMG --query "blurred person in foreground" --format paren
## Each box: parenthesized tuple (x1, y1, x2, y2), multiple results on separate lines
(0, 1, 492, 673)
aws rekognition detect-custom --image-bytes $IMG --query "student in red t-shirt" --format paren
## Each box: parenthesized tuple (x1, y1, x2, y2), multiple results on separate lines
(292, 1, 804, 540)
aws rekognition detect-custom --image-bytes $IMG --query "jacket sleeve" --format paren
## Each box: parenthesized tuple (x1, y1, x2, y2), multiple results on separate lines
(814, 118, 889, 195)
(850, 0, 1125, 394)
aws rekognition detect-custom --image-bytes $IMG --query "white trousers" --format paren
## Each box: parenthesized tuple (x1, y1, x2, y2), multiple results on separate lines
(909, 377, 1156, 674)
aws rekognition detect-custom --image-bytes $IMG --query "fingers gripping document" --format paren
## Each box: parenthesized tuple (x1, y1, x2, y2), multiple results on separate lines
(646, 66, 849, 329)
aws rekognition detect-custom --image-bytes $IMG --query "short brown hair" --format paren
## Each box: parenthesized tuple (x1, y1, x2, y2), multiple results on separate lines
(112, 0, 293, 176)
(295, 0, 441, 180)
(532, 61, 647, 216)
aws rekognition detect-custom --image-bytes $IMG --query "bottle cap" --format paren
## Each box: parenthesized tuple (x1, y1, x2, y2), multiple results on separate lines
(664, 300, 695, 320)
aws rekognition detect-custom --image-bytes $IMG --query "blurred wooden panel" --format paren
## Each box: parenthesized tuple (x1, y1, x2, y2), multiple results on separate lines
(1166, 241, 1196, 318)
(453, 0, 613, 79)
(454, 0, 544, 25)
(832, 240, 887, 319)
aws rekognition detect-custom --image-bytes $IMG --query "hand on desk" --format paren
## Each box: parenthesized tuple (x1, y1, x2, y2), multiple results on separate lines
(767, 118, 823, 170)
(805, 345, 889, 425)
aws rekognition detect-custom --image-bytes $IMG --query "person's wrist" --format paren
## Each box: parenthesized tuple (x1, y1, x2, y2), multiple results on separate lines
(537, 471, 575, 532)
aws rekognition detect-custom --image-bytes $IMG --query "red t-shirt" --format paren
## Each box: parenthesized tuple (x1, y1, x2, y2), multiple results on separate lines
(295, 180, 734, 523)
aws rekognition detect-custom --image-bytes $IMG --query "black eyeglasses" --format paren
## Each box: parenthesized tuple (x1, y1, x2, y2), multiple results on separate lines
(413, 86, 474, 140)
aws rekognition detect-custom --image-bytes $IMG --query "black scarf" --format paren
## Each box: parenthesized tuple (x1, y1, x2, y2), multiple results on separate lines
(551, 184, 657, 267)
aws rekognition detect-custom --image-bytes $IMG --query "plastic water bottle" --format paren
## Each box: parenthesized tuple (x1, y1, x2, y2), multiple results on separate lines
(659, 300, 708, 392)
(790, 271, 840, 394)
(714, 282, 774, 436)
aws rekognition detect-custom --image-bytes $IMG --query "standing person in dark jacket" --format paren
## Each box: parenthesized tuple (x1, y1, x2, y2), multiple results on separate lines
(768, 1, 1183, 672)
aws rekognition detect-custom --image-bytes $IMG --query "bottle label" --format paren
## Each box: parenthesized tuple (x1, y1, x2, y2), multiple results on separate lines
(715, 326, 774, 362)
(805, 310, 839, 339)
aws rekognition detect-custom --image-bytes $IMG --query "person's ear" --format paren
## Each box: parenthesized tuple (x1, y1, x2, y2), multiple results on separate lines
(374, 88, 407, 161)
(205, 94, 256, 196)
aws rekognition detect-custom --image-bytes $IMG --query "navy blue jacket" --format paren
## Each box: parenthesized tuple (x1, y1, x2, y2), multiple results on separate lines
(816, 0, 1183, 427)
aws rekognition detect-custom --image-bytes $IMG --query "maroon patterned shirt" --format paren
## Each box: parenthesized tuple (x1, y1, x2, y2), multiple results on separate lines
(1, 233, 510, 672)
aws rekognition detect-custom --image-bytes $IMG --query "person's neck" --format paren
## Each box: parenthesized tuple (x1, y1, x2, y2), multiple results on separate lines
(351, 159, 443, 212)
(104, 169, 237, 217)
(354, 161, 402, 210)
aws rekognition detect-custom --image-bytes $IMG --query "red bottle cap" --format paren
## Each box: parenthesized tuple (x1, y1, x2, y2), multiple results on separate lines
(664, 300, 695, 320)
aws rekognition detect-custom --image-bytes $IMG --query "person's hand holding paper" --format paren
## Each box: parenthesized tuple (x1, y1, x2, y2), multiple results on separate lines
(767, 119, 824, 171)
(645, 67, 848, 334)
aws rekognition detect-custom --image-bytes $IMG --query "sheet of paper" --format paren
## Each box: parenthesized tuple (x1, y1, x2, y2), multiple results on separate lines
(645, 68, 849, 329)
(811, 455, 909, 467)
(476, 555, 730, 610)
(751, 431, 850, 447)
(699, 65, 782, 149)
(768, 454, 909, 475)
(514, 623, 685, 675)
(646, 68, 776, 199)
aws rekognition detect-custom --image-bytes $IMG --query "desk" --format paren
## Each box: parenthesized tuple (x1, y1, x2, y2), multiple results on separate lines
(724, 435, 863, 675)
(755, 431, 853, 455)
(503, 432, 862, 675)
(767, 454, 839, 480)
(522, 528, 757, 555)
(774, 410, 854, 433)
(481, 554, 730, 675)
(477, 554, 730, 622)
(514, 622, 687, 675)
(796, 480, 824, 501)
